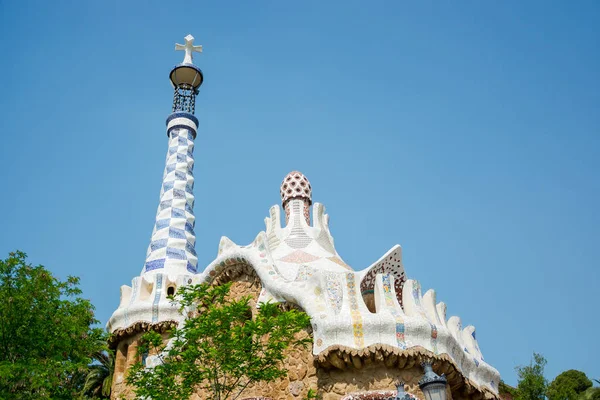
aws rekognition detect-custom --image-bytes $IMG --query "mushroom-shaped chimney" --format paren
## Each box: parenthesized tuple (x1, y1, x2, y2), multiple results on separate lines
(280, 171, 312, 225)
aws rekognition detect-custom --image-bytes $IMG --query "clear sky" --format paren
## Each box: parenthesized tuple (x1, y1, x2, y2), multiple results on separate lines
(1, 0, 598, 387)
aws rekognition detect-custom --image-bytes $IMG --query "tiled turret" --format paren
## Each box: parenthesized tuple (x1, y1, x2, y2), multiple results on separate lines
(141, 34, 204, 277)
(142, 127, 198, 275)
(108, 34, 204, 334)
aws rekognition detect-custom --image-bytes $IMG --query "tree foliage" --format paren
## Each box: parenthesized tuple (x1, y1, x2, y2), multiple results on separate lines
(127, 282, 312, 400)
(547, 370, 592, 400)
(515, 353, 548, 400)
(81, 347, 114, 399)
(0, 251, 105, 399)
(500, 380, 519, 398)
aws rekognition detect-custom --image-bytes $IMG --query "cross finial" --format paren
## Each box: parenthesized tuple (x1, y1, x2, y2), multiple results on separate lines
(175, 34, 203, 65)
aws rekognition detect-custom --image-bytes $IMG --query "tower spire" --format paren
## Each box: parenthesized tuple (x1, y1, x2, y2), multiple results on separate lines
(141, 34, 205, 276)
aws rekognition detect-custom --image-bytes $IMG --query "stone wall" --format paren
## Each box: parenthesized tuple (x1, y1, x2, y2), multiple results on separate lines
(111, 329, 171, 399)
(111, 332, 141, 399)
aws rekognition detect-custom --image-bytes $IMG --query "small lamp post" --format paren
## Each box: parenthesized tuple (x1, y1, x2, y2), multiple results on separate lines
(392, 382, 413, 400)
(418, 362, 448, 400)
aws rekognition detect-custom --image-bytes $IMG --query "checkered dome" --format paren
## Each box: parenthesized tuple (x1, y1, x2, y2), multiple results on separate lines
(143, 127, 198, 275)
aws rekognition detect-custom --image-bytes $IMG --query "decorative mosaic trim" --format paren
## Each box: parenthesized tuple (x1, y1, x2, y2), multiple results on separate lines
(258, 241, 267, 259)
(210, 256, 250, 275)
(411, 281, 421, 306)
(430, 322, 438, 354)
(166, 117, 197, 134)
(346, 272, 364, 347)
(316, 227, 336, 254)
(279, 249, 320, 264)
(325, 272, 343, 314)
(284, 200, 313, 248)
(123, 278, 139, 327)
(266, 207, 281, 250)
(165, 111, 199, 132)
(280, 171, 312, 225)
(360, 247, 405, 305)
(152, 274, 163, 322)
(340, 390, 409, 400)
(295, 265, 313, 281)
(280, 171, 312, 202)
(382, 274, 406, 349)
(412, 281, 438, 354)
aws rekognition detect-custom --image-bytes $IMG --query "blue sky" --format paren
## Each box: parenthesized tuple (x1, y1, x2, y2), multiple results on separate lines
(1, 0, 598, 387)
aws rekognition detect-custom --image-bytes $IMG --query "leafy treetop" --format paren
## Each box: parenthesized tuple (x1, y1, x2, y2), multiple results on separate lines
(515, 353, 548, 400)
(547, 370, 593, 400)
(127, 282, 312, 400)
(0, 251, 105, 399)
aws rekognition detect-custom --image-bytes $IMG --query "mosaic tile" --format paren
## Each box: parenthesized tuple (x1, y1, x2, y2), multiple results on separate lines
(159, 200, 172, 211)
(163, 181, 174, 191)
(174, 170, 186, 180)
(346, 272, 364, 347)
(150, 239, 168, 251)
(279, 249, 320, 264)
(280, 172, 312, 226)
(167, 247, 186, 260)
(360, 248, 405, 306)
(316, 229, 336, 254)
(169, 227, 186, 239)
(294, 265, 313, 281)
(186, 261, 196, 273)
(145, 258, 165, 271)
(124, 278, 138, 326)
(325, 272, 343, 314)
(327, 256, 353, 270)
(382, 274, 406, 349)
(284, 201, 313, 248)
(171, 208, 186, 219)
(430, 322, 438, 354)
(151, 274, 163, 322)
(143, 128, 198, 274)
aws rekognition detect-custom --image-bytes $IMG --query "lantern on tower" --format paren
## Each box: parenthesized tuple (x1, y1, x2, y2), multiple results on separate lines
(170, 34, 204, 115)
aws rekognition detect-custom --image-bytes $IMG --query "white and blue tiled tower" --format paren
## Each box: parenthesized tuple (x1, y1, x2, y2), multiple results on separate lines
(107, 35, 207, 384)
(142, 34, 204, 277)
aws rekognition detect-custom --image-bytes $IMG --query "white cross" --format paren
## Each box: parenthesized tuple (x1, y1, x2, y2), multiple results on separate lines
(175, 34, 203, 64)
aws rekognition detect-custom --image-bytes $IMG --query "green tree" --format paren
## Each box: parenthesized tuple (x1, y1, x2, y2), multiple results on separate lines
(81, 348, 114, 399)
(500, 380, 519, 398)
(127, 282, 312, 400)
(0, 251, 105, 399)
(515, 353, 548, 400)
(547, 370, 592, 400)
